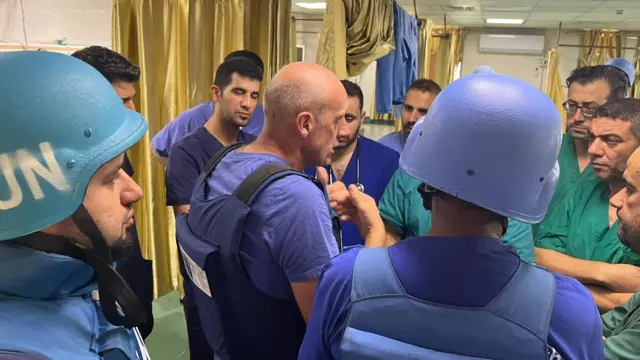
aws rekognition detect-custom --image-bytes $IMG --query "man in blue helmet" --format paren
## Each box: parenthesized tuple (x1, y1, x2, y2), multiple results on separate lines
(151, 50, 266, 166)
(299, 72, 604, 359)
(378, 66, 537, 263)
(0, 51, 149, 358)
(72, 45, 155, 340)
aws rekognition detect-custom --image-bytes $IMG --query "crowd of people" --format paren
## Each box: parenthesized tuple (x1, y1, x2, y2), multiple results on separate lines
(1, 44, 640, 360)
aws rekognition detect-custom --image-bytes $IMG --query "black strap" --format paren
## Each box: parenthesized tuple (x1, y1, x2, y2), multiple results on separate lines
(12, 232, 148, 329)
(203, 143, 244, 177)
(233, 163, 296, 204)
(232, 163, 343, 251)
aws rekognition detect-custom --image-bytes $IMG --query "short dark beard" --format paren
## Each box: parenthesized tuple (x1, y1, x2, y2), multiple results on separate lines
(111, 232, 134, 262)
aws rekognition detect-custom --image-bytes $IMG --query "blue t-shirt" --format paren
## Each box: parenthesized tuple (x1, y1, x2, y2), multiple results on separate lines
(151, 102, 265, 157)
(304, 136, 399, 247)
(378, 131, 406, 154)
(165, 126, 255, 206)
(207, 150, 340, 299)
(299, 237, 605, 360)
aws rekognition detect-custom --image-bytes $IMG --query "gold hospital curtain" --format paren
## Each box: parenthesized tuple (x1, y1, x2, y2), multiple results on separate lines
(545, 48, 567, 132)
(425, 27, 466, 88)
(112, 0, 246, 297)
(316, 0, 395, 79)
(578, 30, 621, 67)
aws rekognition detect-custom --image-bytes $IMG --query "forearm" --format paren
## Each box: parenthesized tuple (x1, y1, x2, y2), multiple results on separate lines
(535, 247, 609, 285)
(586, 285, 634, 313)
(364, 228, 388, 248)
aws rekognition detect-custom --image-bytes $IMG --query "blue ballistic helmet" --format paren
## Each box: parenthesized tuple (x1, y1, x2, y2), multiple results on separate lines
(605, 57, 635, 86)
(0, 51, 148, 241)
(400, 73, 562, 224)
(474, 65, 496, 74)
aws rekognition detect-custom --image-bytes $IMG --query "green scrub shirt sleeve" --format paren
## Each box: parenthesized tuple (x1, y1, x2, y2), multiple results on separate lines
(502, 219, 535, 264)
(534, 184, 576, 254)
(379, 169, 410, 237)
(603, 293, 640, 360)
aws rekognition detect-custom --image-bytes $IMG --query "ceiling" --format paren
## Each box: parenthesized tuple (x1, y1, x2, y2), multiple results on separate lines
(292, 0, 640, 30)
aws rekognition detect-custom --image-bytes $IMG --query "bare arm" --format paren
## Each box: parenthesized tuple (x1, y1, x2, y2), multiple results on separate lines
(291, 279, 319, 322)
(586, 285, 634, 313)
(535, 247, 608, 285)
(173, 205, 190, 216)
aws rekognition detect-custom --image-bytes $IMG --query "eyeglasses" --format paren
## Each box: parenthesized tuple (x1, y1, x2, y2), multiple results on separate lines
(563, 101, 599, 120)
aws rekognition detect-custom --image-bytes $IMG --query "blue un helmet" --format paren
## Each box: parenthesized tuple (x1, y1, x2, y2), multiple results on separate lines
(400, 73, 561, 223)
(0, 51, 148, 326)
(605, 57, 635, 86)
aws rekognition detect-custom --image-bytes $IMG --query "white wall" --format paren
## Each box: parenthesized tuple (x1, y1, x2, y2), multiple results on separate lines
(462, 28, 638, 91)
(0, 0, 111, 48)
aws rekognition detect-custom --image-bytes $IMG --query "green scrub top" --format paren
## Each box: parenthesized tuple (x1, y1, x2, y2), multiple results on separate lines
(603, 292, 640, 360)
(378, 169, 536, 264)
(548, 133, 595, 214)
(535, 176, 640, 265)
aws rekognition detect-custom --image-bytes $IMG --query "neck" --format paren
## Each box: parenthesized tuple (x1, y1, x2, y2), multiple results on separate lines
(426, 199, 503, 239)
(204, 110, 239, 146)
(332, 137, 358, 163)
(574, 137, 589, 157)
(243, 132, 305, 170)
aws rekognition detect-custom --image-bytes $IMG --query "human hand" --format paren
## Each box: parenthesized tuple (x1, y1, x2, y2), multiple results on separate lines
(601, 263, 640, 293)
(316, 167, 385, 242)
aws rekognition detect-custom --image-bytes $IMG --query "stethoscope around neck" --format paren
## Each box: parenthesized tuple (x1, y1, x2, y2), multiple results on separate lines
(317, 136, 365, 193)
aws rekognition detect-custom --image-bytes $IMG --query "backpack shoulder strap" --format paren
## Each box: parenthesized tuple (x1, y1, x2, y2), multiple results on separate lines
(233, 163, 306, 204)
(202, 142, 244, 177)
(232, 163, 342, 251)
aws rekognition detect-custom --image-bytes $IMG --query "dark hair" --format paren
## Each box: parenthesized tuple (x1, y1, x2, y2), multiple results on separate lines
(406, 78, 442, 95)
(566, 65, 628, 101)
(225, 50, 264, 73)
(71, 46, 140, 84)
(595, 98, 640, 141)
(213, 57, 263, 90)
(341, 79, 364, 112)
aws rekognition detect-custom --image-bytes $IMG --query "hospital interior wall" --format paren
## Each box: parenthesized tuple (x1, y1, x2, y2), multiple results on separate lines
(0, 0, 112, 49)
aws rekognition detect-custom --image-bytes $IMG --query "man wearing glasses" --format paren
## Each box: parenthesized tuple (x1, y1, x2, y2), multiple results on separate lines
(535, 68, 640, 312)
(545, 65, 629, 215)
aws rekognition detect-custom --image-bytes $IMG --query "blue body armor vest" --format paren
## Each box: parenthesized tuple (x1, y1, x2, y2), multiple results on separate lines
(340, 247, 556, 359)
(0, 243, 146, 360)
(176, 143, 341, 359)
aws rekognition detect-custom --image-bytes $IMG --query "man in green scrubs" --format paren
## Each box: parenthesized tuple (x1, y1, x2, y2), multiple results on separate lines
(604, 145, 640, 359)
(536, 98, 640, 312)
(548, 65, 629, 216)
(378, 66, 537, 263)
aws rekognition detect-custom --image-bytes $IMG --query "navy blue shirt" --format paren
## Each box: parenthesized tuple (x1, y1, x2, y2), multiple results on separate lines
(299, 237, 605, 359)
(166, 126, 255, 206)
(305, 136, 399, 247)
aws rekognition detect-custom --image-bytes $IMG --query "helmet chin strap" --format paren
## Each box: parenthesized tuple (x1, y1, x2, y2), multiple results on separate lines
(13, 205, 147, 329)
(418, 183, 508, 237)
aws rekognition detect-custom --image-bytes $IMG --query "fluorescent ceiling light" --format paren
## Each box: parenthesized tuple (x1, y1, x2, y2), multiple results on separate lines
(488, 34, 516, 38)
(486, 18, 524, 25)
(295, 2, 326, 9)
